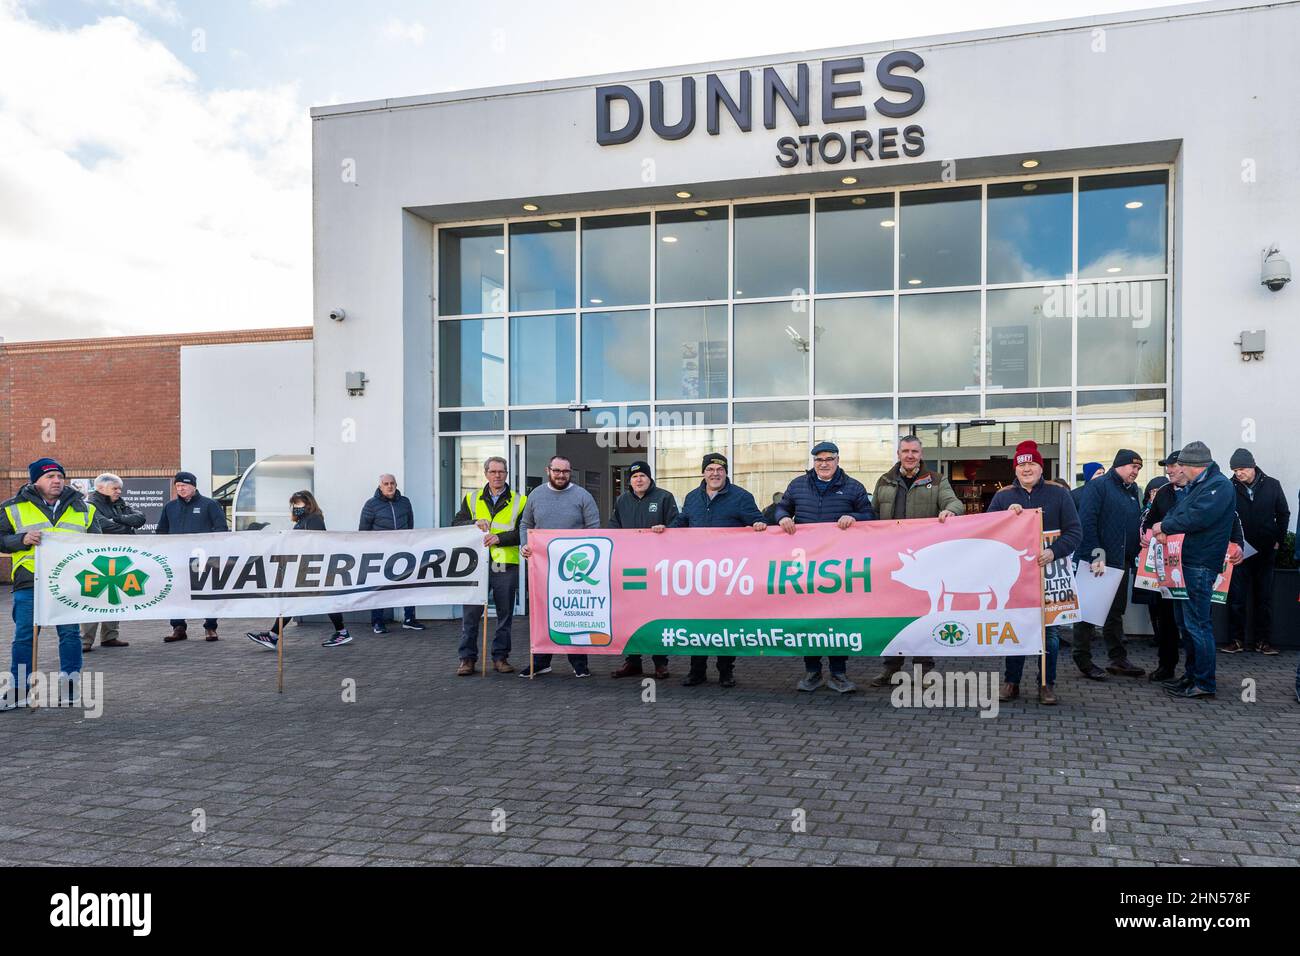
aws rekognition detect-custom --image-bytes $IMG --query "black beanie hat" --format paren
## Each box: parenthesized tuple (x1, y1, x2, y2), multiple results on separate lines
(1112, 449, 1142, 469)
(701, 453, 728, 473)
(627, 460, 652, 480)
(1229, 448, 1256, 470)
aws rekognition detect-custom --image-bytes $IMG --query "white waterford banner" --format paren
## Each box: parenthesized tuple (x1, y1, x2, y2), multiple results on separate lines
(34, 528, 488, 625)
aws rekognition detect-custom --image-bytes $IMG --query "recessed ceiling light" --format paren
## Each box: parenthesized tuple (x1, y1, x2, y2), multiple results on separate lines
(1021, 159, 1039, 169)
(693, 208, 709, 217)
(851, 197, 867, 205)
(907, 278, 922, 285)
(880, 219, 896, 228)
(735, 290, 744, 295)
(675, 190, 692, 199)
(1022, 183, 1038, 192)
(1125, 200, 1143, 209)
(662, 235, 678, 243)
(522, 203, 539, 211)
(494, 248, 505, 255)
(841, 176, 858, 185)
(547, 220, 563, 228)
(589, 298, 603, 304)
(1106, 266, 1123, 273)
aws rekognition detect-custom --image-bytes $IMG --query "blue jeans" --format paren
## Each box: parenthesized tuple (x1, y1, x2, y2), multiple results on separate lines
(1170, 565, 1217, 694)
(459, 567, 518, 662)
(11, 588, 82, 690)
(1005, 625, 1060, 687)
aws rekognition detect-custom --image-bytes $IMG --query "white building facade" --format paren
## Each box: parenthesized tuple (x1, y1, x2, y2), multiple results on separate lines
(310, 0, 1300, 535)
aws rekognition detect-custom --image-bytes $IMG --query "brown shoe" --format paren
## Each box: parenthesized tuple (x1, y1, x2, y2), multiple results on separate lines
(164, 626, 188, 643)
(999, 682, 1019, 702)
(204, 628, 219, 642)
(1105, 659, 1145, 677)
(82, 644, 94, 653)
(1038, 684, 1058, 706)
(653, 666, 671, 680)
(1256, 643, 1279, 656)
(493, 660, 515, 673)
(1221, 640, 1244, 654)
(457, 659, 475, 676)
(100, 639, 130, 648)
(610, 661, 644, 679)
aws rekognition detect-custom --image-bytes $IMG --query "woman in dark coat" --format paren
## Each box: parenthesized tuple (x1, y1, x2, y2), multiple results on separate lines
(246, 491, 352, 649)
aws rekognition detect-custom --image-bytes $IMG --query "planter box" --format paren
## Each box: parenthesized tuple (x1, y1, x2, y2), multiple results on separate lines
(1207, 567, 1300, 649)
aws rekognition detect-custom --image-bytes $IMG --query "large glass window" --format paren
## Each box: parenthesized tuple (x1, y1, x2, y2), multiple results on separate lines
(734, 200, 809, 299)
(987, 179, 1072, 283)
(510, 313, 575, 404)
(814, 295, 893, 394)
(439, 225, 504, 315)
(733, 426, 808, 508)
(657, 206, 728, 303)
(1079, 171, 1167, 278)
(655, 305, 727, 400)
(986, 286, 1071, 389)
(582, 213, 650, 307)
(898, 291, 980, 392)
(582, 310, 650, 403)
(439, 318, 504, 407)
(438, 435, 506, 526)
(899, 186, 981, 288)
(654, 427, 727, 507)
(509, 219, 575, 311)
(734, 301, 810, 398)
(1077, 280, 1166, 386)
(815, 194, 894, 293)
(814, 425, 895, 483)
(1074, 417, 1165, 484)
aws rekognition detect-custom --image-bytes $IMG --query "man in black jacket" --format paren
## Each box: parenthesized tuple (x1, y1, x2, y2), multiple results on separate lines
(358, 473, 423, 634)
(156, 471, 228, 643)
(1072, 450, 1145, 680)
(451, 457, 525, 675)
(81, 473, 144, 651)
(609, 461, 679, 681)
(1225, 449, 1290, 655)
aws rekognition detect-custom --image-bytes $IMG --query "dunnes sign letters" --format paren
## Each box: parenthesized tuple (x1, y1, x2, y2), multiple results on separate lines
(595, 51, 927, 169)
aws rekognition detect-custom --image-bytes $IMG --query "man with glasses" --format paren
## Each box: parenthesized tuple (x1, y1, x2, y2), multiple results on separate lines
(519, 455, 600, 678)
(868, 435, 962, 687)
(774, 441, 876, 693)
(452, 456, 527, 676)
(665, 453, 767, 688)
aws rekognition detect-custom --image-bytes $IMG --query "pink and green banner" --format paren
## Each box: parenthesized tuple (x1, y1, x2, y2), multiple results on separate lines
(527, 511, 1045, 658)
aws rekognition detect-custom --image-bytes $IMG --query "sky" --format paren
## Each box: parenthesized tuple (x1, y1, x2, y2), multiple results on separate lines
(0, 0, 1194, 343)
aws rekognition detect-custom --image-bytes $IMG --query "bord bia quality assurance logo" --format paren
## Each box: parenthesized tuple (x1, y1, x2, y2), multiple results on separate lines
(46, 546, 174, 616)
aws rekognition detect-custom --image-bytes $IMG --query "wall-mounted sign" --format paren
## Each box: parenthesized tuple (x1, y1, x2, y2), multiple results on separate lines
(595, 51, 927, 169)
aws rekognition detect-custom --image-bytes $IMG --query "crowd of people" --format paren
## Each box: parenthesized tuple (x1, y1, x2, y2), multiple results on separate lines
(2, 435, 1297, 712)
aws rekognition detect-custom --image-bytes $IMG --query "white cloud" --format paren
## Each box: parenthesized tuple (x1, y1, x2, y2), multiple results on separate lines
(379, 17, 426, 45)
(106, 0, 182, 23)
(0, 3, 310, 342)
(251, 0, 292, 9)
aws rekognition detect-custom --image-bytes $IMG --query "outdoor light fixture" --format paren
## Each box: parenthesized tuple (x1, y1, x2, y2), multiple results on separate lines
(693, 208, 709, 217)
(661, 235, 678, 243)
(880, 219, 895, 227)
(675, 190, 692, 198)
(547, 220, 563, 227)
(841, 176, 858, 185)
(1261, 246, 1291, 291)
(522, 203, 539, 211)
(1021, 159, 1039, 168)
(851, 197, 867, 205)
(1125, 201, 1143, 209)
(1022, 183, 1038, 192)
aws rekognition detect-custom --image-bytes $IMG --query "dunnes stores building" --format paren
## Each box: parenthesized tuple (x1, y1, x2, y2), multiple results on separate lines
(310, 0, 1300, 551)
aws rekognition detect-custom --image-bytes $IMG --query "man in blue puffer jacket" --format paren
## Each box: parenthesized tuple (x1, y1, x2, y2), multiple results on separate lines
(1151, 442, 1238, 700)
(775, 441, 876, 694)
(1072, 450, 1145, 680)
(358, 473, 423, 634)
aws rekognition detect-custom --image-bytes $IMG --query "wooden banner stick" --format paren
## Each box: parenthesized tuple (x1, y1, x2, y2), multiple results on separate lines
(277, 615, 284, 694)
(30, 622, 38, 709)
(1038, 510, 1047, 688)
(481, 604, 488, 677)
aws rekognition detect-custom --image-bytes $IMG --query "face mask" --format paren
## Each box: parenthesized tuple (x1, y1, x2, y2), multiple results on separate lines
(292, 506, 308, 519)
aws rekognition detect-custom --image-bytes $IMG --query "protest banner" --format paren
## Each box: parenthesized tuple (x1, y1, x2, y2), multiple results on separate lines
(527, 510, 1045, 658)
(1135, 535, 1232, 603)
(34, 527, 487, 625)
(1041, 530, 1079, 626)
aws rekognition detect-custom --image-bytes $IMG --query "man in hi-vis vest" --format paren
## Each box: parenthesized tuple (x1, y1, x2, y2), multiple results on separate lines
(451, 456, 526, 676)
(0, 458, 100, 711)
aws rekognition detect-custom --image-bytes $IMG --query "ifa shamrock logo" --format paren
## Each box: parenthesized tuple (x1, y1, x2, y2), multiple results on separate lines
(76, 555, 149, 605)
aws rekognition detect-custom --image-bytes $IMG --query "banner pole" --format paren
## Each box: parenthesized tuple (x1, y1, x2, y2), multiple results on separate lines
(30, 622, 38, 710)
(481, 603, 488, 677)
(277, 615, 284, 694)
(1038, 509, 1047, 689)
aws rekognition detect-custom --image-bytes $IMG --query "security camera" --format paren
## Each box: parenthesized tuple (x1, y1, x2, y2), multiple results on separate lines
(1261, 247, 1290, 292)
(329, 307, 347, 322)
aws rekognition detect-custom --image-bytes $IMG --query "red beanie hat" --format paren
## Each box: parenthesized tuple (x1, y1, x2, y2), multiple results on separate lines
(1014, 440, 1044, 468)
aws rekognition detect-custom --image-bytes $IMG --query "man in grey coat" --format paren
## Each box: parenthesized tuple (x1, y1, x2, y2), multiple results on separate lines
(81, 473, 144, 651)
(519, 455, 600, 678)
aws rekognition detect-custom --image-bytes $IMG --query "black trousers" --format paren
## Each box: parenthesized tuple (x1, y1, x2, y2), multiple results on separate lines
(1147, 595, 1179, 671)
(1228, 549, 1276, 647)
(272, 614, 343, 635)
(170, 618, 217, 630)
(688, 656, 735, 675)
(625, 654, 670, 667)
(1073, 569, 1130, 667)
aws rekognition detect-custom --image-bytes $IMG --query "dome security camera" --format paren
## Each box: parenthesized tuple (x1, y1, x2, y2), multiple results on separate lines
(329, 307, 347, 322)
(1261, 247, 1290, 292)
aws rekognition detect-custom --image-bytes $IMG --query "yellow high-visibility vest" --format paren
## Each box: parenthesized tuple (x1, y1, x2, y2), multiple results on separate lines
(466, 488, 526, 565)
(5, 497, 96, 578)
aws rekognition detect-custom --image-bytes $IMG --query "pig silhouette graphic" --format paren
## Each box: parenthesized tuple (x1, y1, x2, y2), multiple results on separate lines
(891, 539, 1033, 613)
